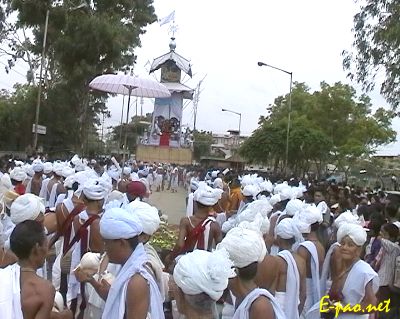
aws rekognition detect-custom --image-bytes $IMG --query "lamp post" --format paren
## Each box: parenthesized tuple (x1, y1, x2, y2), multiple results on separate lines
(257, 61, 293, 175)
(221, 108, 242, 135)
(33, 1, 89, 150)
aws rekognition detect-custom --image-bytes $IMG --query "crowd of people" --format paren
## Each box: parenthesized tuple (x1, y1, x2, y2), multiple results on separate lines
(0, 154, 399, 319)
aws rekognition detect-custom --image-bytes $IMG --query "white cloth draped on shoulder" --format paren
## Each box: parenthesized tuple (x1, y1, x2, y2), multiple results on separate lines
(320, 242, 340, 296)
(277, 250, 300, 319)
(232, 288, 286, 319)
(298, 241, 321, 314)
(338, 260, 378, 319)
(101, 243, 164, 319)
(0, 263, 23, 319)
(186, 192, 194, 217)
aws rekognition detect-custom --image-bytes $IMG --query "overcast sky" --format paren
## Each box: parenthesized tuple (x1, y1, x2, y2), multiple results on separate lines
(1, 0, 399, 154)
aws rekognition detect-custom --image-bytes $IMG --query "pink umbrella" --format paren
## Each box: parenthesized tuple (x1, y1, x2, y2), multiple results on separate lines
(89, 74, 171, 162)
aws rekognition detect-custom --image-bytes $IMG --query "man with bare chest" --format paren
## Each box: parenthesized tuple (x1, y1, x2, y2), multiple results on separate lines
(0, 220, 72, 319)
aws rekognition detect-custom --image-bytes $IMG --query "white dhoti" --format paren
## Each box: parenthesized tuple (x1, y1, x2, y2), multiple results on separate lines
(0, 263, 23, 319)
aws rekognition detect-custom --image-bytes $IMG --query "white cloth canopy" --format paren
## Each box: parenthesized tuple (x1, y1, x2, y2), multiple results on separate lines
(89, 74, 171, 98)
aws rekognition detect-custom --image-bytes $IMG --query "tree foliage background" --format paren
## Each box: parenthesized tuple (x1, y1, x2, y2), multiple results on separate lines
(0, 0, 156, 155)
(239, 82, 396, 177)
(343, 0, 400, 109)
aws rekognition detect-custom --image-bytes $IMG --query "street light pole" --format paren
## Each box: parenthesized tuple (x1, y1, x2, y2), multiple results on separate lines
(257, 61, 293, 175)
(33, 9, 49, 151)
(221, 108, 242, 136)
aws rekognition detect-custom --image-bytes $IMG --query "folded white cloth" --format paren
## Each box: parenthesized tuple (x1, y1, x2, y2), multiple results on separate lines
(193, 182, 223, 206)
(217, 227, 266, 268)
(173, 248, 234, 301)
(337, 223, 367, 246)
(10, 193, 45, 224)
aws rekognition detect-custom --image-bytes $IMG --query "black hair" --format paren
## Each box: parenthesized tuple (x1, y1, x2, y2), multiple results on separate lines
(369, 212, 386, 237)
(385, 202, 399, 219)
(127, 236, 139, 250)
(196, 201, 210, 209)
(10, 220, 46, 260)
(72, 181, 79, 192)
(382, 223, 399, 240)
(310, 222, 320, 232)
(237, 262, 258, 281)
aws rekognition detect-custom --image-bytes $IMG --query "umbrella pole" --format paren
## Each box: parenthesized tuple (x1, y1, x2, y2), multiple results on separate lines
(122, 90, 132, 166)
(119, 95, 125, 151)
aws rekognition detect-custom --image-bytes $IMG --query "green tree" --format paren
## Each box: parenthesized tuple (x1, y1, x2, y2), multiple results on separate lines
(240, 82, 396, 177)
(193, 130, 213, 161)
(1, 0, 156, 152)
(343, 0, 400, 108)
(108, 113, 152, 152)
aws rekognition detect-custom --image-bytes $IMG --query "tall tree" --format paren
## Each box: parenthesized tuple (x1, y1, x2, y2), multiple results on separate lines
(1, 0, 156, 152)
(343, 0, 400, 108)
(240, 82, 396, 177)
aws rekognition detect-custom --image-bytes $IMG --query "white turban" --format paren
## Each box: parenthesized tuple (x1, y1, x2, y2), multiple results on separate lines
(279, 186, 294, 201)
(247, 199, 273, 216)
(107, 167, 120, 181)
(269, 194, 281, 206)
(173, 249, 234, 301)
(273, 182, 289, 194)
(106, 190, 125, 204)
(32, 161, 44, 173)
(100, 207, 143, 240)
(292, 205, 322, 234)
(286, 199, 304, 217)
(70, 154, 86, 172)
(217, 227, 266, 268)
(337, 223, 367, 246)
(213, 178, 224, 190)
(259, 180, 273, 193)
(123, 167, 132, 175)
(190, 180, 199, 191)
(10, 167, 27, 182)
(127, 200, 160, 235)
(275, 218, 302, 243)
(10, 194, 45, 225)
(237, 213, 270, 235)
(0, 174, 12, 195)
(64, 175, 76, 189)
(43, 162, 53, 174)
(82, 179, 107, 201)
(241, 184, 260, 197)
(53, 163, 64, 176)
(62, 166, 75, 178)
(193, 182, 223, 206)
(23, 164, 34, 177)
(0, 222, 4, 246)
(211, 170, 220, 178)
(334, 211, 360, 229)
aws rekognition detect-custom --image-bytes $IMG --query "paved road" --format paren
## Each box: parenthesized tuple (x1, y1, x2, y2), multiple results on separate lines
(148, 187, 187, 225)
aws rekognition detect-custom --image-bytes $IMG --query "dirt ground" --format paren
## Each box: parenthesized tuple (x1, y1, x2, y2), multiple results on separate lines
(147, 186, 187, 225)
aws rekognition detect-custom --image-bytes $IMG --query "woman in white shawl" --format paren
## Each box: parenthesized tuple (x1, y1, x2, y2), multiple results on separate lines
(308, 224, 378, 319)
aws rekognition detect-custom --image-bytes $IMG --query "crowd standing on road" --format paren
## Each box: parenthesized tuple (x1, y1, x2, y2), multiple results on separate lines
(0, 154, 399, 319)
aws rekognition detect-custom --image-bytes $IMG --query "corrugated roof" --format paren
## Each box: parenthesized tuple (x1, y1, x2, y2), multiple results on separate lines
(150, 51, 192, 77)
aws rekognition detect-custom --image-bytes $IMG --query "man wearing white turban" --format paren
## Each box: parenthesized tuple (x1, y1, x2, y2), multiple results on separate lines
(319, 211, 362, 297)
(0, 221, 73, 319)
(125, 200, 167, 301)
(217, 227, 285, 319)
(314, 224, 378, 319)
(38, 162, 53, 204)
(26, 161, 44, 196)
(10, 167, 27, 195)
(272, 218, 306, 319)
(168, 182, 223, 267)
(77, 207, 164, 319)
(295, 205, 325, 316)
(173, 249, 234, 318)
(44, 163, 64, 208)
(67, 178, 107, 317)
